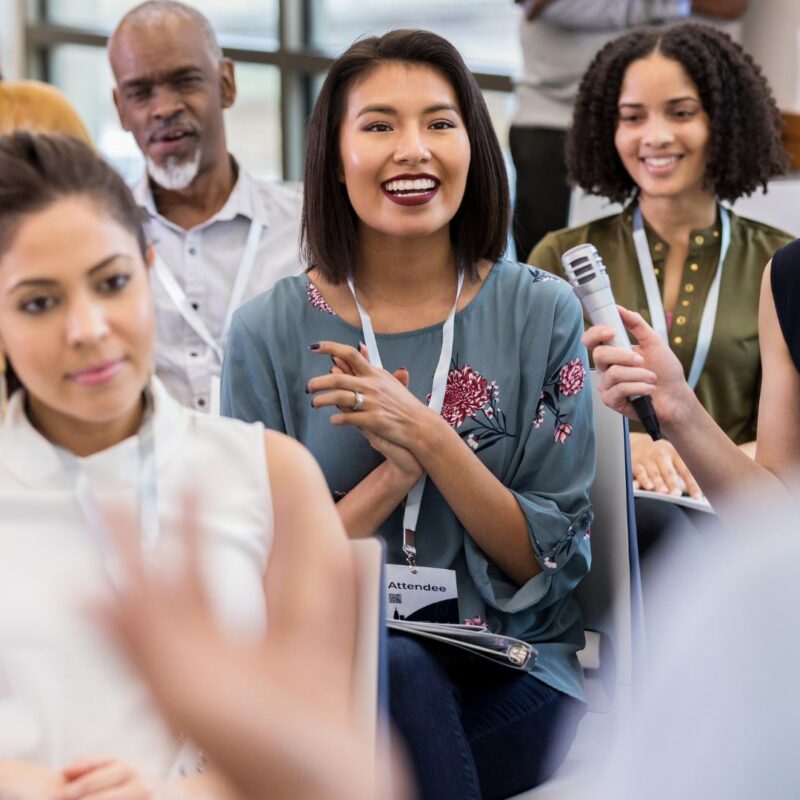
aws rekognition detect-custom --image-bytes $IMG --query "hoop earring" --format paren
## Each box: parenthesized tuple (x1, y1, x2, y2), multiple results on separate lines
(0, 351, 7, 421)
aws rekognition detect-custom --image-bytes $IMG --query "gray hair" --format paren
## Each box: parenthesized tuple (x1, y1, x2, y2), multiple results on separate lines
(111, 1, 222, 61)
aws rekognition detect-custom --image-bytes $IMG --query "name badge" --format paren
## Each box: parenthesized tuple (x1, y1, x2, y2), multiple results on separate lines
(385, 565, 459, 624)
(209, 375, 221, 417)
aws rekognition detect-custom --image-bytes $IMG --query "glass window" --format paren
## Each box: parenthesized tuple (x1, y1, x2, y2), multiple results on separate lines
(309, 0, 522, 72)
(45, 0, 279, 42)
(49, 46, 281, 184)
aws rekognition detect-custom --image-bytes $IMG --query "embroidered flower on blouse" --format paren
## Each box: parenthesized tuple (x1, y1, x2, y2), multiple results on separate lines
(554, 422, 573, 444)
(558, 358, 586, 397)
(534, 357, 586, 443)
(528, 267, 556, 284)
(307, 281, 335, 315)
(436, 364, 492, 428)
(466, 433, 480, 450)
(533, 393, 546, 429)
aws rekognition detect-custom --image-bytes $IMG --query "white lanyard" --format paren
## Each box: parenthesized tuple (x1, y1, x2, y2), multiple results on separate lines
(55, 392, 159, 591)
(153, 219, 264, 362)
(55, 396, 205, 776)
(347, 272, 465, 572)
(632, 203, 731, 389)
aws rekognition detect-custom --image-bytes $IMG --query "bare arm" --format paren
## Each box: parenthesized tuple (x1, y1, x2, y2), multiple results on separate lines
(263, 431, 357, 715)
(585, 266, 798, 504)
(751, 263, 800, 483)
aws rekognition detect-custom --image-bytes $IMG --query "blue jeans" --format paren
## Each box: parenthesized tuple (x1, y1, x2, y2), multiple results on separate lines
(388, 632, 585, 800)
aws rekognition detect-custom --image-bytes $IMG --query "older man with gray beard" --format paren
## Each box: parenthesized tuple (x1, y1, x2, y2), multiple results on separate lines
(109, 0, 303, 413)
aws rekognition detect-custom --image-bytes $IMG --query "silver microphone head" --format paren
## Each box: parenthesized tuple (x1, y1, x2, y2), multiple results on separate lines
(560, 243, 608, 287)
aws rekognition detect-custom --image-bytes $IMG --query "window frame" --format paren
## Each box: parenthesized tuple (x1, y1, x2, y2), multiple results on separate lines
(24, 0, 513, 180)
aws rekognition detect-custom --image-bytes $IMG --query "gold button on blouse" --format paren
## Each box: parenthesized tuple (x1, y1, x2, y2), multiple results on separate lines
(690, 262, 699, 272)
(676, 315, 687, 326)
(685, 283, 695, 293)
(654, 242, 664, 252)
(654, 267, 661, 277)
(681, 299, 690, 307)
(694, 235, 704, 245)
(673, 336, 684, 345)
(713, 230, 720, 238)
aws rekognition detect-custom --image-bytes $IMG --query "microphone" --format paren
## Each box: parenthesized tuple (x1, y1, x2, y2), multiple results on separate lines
(561, 243, 662, 441)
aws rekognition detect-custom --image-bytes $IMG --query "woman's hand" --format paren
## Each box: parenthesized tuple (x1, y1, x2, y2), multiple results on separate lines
(308, 342, 440, 456)
(0, 761, 66, 800)
(330, 347, 424, 484)
(56, 757, 159, 800)
(630, 433, 703, 499)
(583, 306, 695, 427)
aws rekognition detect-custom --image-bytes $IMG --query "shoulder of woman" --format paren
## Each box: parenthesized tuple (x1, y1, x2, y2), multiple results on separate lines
(527, 213, 623, 271)
(232, 273, 312, 337)
(262, 430, 324, 485)
(729, 211, 796, 251)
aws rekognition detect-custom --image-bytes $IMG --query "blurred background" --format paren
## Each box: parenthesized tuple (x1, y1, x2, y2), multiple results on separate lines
(1, 1, 799, 215)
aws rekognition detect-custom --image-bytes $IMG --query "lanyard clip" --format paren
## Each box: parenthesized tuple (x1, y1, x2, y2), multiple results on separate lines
(403, 528, 418, 574)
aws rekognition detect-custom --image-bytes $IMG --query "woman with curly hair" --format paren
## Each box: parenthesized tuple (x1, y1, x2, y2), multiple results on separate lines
(222, 28, 594, 800)
(529, 23, 792, 539)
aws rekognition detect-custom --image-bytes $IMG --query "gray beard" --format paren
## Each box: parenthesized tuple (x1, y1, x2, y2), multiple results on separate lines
(146, 149, 201, 191)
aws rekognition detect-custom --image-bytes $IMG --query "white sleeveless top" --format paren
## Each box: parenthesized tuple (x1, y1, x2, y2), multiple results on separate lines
(0, 378, 273, 774)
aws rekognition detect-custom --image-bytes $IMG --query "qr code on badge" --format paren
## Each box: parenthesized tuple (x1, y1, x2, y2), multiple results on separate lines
(389, 593, 402, 604)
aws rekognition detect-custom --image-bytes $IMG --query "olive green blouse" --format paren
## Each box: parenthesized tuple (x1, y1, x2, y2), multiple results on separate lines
(529, 207, 793, 444)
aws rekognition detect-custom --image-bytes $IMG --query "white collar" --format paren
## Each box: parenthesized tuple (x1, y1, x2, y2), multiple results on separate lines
(132, 159, 271, 233)
(0, 377, 187, 489)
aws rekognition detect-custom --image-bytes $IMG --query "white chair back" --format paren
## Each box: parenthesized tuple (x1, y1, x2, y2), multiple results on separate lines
(510, 371, 641, 798)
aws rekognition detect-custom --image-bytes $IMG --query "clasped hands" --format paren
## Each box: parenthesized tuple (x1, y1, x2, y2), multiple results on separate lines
(307, 342, 441, 484)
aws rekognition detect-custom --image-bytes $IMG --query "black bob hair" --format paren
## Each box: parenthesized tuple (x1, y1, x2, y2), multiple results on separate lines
(301, 29, 510, 284)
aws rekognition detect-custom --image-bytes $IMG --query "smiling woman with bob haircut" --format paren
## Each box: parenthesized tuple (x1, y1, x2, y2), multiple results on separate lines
(222, 29, 594, 800)
(529, 23, 791, 548)
(0, 132, 354, 800)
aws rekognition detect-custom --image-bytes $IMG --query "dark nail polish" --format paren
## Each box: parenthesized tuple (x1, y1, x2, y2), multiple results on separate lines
(308, 342, 321, 350)
(310, 399, 315, 408)
(330, 355, 337, 364)
(305, 385, 310, 394)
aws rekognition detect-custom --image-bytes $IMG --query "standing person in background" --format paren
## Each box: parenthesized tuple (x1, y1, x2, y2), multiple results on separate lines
(0, 76, 91, 143)
(529, 23, 790, 555)
(510, 0, 748, 262)
(223, 29, 594, 800)
(108, 0, 302, 414)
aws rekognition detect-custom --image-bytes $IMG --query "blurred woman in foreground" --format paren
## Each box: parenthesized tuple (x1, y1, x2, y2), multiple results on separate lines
(0, 132, 354, 799)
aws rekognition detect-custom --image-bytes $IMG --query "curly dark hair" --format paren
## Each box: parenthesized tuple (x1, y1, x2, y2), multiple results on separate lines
(566, 23, 788, 204)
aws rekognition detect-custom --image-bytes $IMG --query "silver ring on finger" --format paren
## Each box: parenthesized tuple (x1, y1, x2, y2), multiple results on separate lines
(352, 390, 365, 412)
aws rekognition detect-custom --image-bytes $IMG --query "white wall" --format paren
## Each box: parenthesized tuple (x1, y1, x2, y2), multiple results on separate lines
(743, 0, 800, 111)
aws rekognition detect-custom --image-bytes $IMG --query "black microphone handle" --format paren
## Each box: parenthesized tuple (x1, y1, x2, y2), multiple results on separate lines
(631, 396, 662, 441)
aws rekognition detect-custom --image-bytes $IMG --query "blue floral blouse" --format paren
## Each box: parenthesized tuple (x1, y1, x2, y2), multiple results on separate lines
(221, 260, 595, 701)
